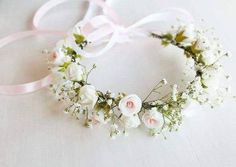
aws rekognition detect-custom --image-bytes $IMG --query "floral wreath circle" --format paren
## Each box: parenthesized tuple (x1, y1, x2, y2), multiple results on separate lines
(50, 14, 230, 138)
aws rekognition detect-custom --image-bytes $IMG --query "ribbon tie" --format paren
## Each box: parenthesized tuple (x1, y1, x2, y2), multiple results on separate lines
(71, 7, 194, 58)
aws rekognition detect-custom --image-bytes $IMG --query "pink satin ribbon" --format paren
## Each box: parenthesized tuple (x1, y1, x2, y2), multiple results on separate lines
(0, 0, 194, 95)
(32, 0, 121, 30)
(0, 0, 117, 95)
(74, 7, 194, 58)
(0, 30, 65, 95)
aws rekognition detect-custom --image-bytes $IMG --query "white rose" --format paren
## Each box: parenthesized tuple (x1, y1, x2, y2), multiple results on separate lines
(65, 63, 85, 81)
(121, 115, 141, 129)
(52, 50, 65, 65)
(79, 85, 98, 109)
(142, 108, 164, 129)
(119, 94, 142, 117)
(52, 40, 67, 65)
(201, 50, 216, 65)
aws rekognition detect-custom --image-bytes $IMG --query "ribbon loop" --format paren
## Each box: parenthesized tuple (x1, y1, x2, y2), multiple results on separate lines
(69, 8, 194, 58)
(33, 0, 121, 30)
(0, 0, 118, 95)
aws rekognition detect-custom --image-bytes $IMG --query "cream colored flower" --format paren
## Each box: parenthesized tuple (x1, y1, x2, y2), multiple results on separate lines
(119, 94, 142, 117)
(142, 108, 164, 129)
(52, 40, 67, 65)
(65, 63, 85, 81)
(121, 115, 141, 129)
(79, 85, 98, 109)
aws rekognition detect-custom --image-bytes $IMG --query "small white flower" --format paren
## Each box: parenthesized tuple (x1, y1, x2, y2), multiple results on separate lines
(161, 78, 168, 85)
(119, 94, 142, 117)
(109, 93, 115, 98)
(202, 67, 221, 92)
(142, 108, 164, 129)
(163, 105, 169, 111)
(65, 63, 85, 81)
(172, 84, 178, 101)
(196, 35, 210, 50)
(201, 50, 216, 65)
(79, 85, 98, 109)
(107, 99, 113, 106)
(121, 115, 141, 129)
(181, 92, 189, 100)
(155, 100, 164, 105)
(91, 111, 107, 124)
(110, 124, 120, 139)
(52, 40, 68, 65)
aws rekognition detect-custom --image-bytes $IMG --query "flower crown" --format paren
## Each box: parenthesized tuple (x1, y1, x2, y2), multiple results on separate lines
(49, 8, 231, 138)
(0, 0, 232, 139)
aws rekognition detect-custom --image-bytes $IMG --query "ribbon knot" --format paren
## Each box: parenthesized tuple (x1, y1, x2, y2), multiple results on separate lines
(71, 7, 194, 58)
(113, 25, 131, 43)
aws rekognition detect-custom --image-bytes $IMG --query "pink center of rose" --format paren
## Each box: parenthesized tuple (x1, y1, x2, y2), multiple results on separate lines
(148, 118, 157, 125)
(52, 52, 57, 60)
(126, 100, 135, 109)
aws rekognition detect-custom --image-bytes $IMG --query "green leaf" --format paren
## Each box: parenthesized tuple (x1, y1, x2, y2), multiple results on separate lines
(73, 33, 85, 45)
(64, 46, 76, 55)
(74, 54, 82, 59)
(175, 31, 187, 43)
(59, 62, 71, 69)
(161, 40, 170, 47)
(162, 33, 173, 41)
(201, 79, 208, 89)
(58, 67, 65, 72)
(190, 41, 202, 54)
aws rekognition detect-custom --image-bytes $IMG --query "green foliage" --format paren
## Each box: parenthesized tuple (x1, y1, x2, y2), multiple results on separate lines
(190, 41, 202, 54)
(162, 33, 173, 41)
(161, 40, 170, 47)
(73, 33, 85, 45)
(64, 46, 76, 55)
(175, 30, 187, 43)
(160, 33, 173, 46)
(63, 46, 82, 62)
(58, 62, 71, 72)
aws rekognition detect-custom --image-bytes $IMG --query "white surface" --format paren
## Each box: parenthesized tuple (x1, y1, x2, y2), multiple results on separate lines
(0, 0, 236, 167)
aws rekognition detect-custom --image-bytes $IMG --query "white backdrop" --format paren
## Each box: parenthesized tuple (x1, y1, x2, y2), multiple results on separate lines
(0, 0, 236, 167)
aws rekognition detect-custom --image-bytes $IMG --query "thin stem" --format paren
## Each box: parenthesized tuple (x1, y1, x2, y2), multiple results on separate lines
(143, 81, 163, 102)
(202, 53, 227, 70)
(86, 64, 96, 83)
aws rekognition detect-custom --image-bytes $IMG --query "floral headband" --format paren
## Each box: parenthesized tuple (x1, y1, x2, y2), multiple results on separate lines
(0, 0, 232, 138)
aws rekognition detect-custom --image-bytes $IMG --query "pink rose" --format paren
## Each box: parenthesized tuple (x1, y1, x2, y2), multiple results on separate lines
(142, 108, 164, 129)
(119, 94, 142, 117)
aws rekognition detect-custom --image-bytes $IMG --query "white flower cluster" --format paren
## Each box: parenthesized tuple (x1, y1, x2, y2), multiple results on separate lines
(165, 23, 231, 106)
